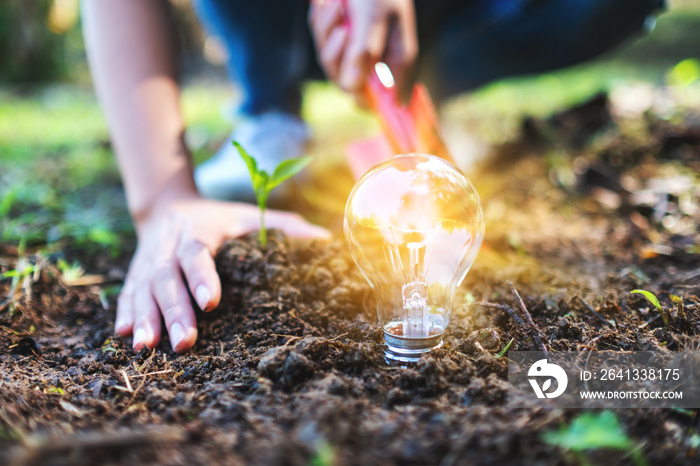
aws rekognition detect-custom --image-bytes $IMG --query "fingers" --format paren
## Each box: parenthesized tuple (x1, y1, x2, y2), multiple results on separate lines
(150, 262, 198, 352)
(264, 210, 332, 240)
(116, 265, 162, 351)
(176, 238, 222, 313)
(314, 0, 417, 102)
(338, 0, 389, 94)
(309, 0, 343, 49)
(132, 285, 161, 351)
(115, 285, 135, 336)
(310, 0, 347, 81)
(117, 245, 161, 350)
(319, 27, 348, 81)
(222, 203, 331, 241)
(120, 247, 205, 353)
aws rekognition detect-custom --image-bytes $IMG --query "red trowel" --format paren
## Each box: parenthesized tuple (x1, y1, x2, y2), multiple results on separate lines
(336, 1, 454, 179)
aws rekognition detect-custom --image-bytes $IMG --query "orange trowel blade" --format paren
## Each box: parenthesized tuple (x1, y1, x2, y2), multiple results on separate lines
(408, 83, 452, 163)
(345, 134, 394, 180)
(346, 79, 454, 179)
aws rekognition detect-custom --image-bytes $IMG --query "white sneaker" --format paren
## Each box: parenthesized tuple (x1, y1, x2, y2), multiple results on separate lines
(194, 111, 310, 202)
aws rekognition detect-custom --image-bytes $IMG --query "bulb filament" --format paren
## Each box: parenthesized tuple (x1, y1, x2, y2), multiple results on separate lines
(402, 242, 429, 337)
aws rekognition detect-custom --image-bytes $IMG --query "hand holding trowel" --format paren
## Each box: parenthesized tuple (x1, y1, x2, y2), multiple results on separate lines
(313, 0, 454, 178)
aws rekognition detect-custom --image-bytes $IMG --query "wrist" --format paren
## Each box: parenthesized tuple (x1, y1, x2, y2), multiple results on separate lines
(130, 174, 200, 237)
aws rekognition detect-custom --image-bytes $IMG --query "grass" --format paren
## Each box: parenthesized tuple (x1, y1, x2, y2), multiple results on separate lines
(0, 7, 699, 249)
(0, 85, 235, 248)
(544, 411, 648, 466)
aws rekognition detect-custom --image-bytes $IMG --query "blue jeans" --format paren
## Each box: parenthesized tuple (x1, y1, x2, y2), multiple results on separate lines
(193, 0, 664, 115)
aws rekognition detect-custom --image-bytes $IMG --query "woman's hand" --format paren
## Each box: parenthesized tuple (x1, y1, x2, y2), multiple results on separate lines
(84, 0, 331, 353)
(309, 0, 418, 103)
(115, 195, 330, 352)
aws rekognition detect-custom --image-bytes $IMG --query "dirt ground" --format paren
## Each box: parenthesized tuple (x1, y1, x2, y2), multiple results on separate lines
(1, 95, 699, 465)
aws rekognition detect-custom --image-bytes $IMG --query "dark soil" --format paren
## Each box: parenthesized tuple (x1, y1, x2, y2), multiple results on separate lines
(1, 96, 700, 465)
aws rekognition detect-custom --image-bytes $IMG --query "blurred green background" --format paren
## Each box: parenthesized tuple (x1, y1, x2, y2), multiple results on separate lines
(1, 0, 700, 253)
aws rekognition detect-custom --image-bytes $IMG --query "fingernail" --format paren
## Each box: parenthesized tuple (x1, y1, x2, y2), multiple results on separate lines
(195, 285, 211, 311)
(115, 318, 127, 333)
(170, 322, 185, 351)
(133, 327, 146, 348)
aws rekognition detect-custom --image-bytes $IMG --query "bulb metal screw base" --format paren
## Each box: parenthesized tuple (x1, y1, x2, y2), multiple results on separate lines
(383, 330, 444, 363)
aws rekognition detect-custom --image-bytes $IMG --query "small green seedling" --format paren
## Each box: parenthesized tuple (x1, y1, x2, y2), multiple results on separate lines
(43, 387, 66, 396)
(495, 337, 515, 359)
(1, 238, 35, 315)
(1, 265, 34, 281)
(233, 141, 312, 247)
(631, 289, 669, 326)
(310, 440, 337, 466)
(1, 262, 34, 315)
(544, 410, 647, 466)
(58, 259, 84, 284)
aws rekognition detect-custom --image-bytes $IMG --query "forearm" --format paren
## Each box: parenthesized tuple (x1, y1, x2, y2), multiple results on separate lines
(82, 0, 196, 230)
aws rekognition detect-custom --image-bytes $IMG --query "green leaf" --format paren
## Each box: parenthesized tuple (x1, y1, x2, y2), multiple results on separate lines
(310, 441, 336, 466)
(88, 226, 119, 247)
(60, 261, 84, 283)
(495, 337, 514, 358)
(43, 386, 66, 396)
(103, 284, 123, 298)
(543, 411, 633, 451)
(668, 58, 700, 87)
(631, 290, 662, 311)
(4, 264, 34, 280)
(233, 140, 259, 180)
(268, 156, 312, 190)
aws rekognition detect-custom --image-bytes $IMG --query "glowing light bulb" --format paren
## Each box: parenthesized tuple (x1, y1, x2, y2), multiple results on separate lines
(344, 154, 484, 362)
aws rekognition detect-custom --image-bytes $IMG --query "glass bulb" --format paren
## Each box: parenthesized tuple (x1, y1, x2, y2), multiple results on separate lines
(344, 154, 484, 362)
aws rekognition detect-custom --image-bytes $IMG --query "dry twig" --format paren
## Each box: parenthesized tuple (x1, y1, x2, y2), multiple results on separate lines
(638, 315, 661, 329)
(130, 369, 173, 378)
(270, 334, 304, 346)
(507, 281, 549, 356)
(120, 370, 133, 392)
(577, 296, 611, 326)
(330, 332, 349, 341)
(125, 377, 148, 409)
(478, 302, 525, 326)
